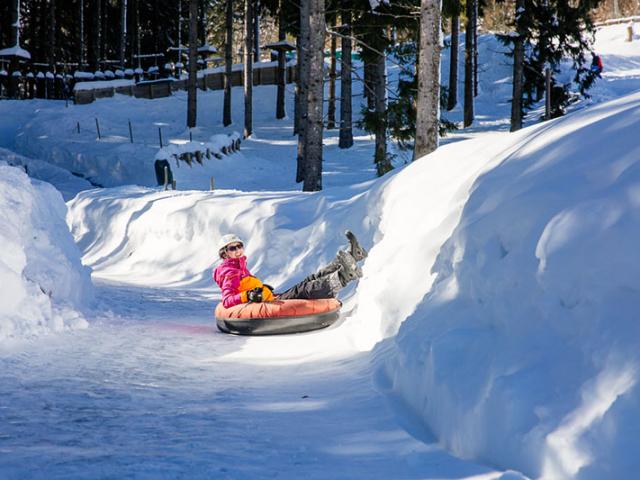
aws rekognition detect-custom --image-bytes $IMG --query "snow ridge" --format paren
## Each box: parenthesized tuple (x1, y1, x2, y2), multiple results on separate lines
(0, 163, 92, 341)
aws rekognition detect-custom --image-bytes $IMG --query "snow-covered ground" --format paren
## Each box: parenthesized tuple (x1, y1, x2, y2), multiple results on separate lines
(1, 23, 639, 479)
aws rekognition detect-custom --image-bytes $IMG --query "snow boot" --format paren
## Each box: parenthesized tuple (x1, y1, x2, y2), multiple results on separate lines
(336, 250, 362, 284)
(345, 230, 368, 262)
(327, 268, 346, 296)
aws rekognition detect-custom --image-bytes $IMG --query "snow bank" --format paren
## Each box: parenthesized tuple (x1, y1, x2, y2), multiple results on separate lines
(0, 163, 93, 341)
(0, 147, 93, 201)
(378, 91, 640, 479)
(66, 181, 381, 291)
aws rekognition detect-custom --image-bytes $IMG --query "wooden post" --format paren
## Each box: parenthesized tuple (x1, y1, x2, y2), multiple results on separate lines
(189, 129, 193, 142)
(545, 67, 551, 120)
(627, 23, 634, 42)
(95, 118, 101, 139)
(163, 166, 169, 190)
(172, 179, 177, 190)
(128, 120, 134, 143)
(158, 127, 163, 148)
(210, 176, 214, 191)
(77, 121, 80, 134)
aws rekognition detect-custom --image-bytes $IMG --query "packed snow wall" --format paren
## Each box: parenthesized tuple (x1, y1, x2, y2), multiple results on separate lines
(379, 92, 640, 479)
(0, 162, 93, 340)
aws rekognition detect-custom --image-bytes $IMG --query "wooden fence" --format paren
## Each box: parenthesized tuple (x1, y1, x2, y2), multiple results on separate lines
(73, 63, 297, 105)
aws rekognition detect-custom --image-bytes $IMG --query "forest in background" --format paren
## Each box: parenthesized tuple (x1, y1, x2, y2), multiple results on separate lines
(0, 0, 629, 190)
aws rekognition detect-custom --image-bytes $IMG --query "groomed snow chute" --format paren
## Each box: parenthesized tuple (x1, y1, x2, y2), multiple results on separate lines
(215, 298, 341, 335)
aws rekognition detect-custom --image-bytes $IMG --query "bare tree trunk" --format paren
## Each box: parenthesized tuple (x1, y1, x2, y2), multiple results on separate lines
(414, 0, 441, 160)
(152, 0, 159, 67)
(128, 0, 137, 67)
(120, 0, 128, 68)
(79, 0, 85, 69)
(447, 12, 459, 111)
(187, 0, 198, 128)
(136, 0, 141, 68)
(338, 4, 353, 149)
(473, 0, 479, 97)
(88, 0, 99, 69)
(276, 0, 286, 119)
(100, 0, 107, 63)
(10, 0, 19, 47)
(296, 0, 310, 182)
(30, 0, 41, 64)
(327, 15, 337, 130)
(199, 0, 206, 45)
(303, 0, 326, 191)
(510, 0, 525, 132)
(363, 54, 374, 110)
(463, 0, 474, 127)
(48, 0, 56, 70)
(254, 0, 260, 62)
(294, 37, 301, 135)
(373, 50, 390, 174)
(223, 0, 233, 126)
(243, 0, 254, 138)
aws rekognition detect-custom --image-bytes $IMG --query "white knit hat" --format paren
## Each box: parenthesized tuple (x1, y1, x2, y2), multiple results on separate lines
(218, 234, 244, 252)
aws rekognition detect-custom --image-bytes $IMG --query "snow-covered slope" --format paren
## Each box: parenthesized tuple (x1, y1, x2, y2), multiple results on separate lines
(0, 163, 93, 341)
(376, 89, 640, 479)
(3, 21, 640, 479)
(63, 87, 640, 478)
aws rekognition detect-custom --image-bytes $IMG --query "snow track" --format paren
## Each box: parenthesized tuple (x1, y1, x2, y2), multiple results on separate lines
(0, 283, 501, 479)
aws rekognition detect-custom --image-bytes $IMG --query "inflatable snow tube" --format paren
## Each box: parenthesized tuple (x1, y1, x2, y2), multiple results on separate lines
(215, 298, 341, 336)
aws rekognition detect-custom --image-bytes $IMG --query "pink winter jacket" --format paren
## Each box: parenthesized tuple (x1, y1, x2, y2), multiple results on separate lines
(213, 256, 253, 308)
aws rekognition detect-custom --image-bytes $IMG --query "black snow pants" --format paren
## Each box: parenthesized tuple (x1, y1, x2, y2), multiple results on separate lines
(276, 262, 341, 301)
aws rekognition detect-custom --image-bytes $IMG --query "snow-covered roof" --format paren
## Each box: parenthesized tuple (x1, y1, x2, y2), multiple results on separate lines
(264, 40, 296, 51)
(73, 79, 136, 92)
(0, 45, 31, 59)
(198, 43, 218, 53)
(75, 71, 95, 79)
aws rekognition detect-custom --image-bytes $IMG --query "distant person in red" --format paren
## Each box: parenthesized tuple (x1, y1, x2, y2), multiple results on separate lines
(212, 231, 367, 308)
(591, 53, 603, 77)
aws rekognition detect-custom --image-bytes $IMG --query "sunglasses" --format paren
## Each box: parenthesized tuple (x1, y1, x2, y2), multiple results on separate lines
(226, 243, 244, 252)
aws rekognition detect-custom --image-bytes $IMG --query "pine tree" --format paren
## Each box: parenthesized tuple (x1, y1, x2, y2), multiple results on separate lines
(500, 0, 603, 128)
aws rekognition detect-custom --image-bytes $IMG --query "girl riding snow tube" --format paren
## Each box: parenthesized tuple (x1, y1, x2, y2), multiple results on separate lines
(212, 231, 367, 309)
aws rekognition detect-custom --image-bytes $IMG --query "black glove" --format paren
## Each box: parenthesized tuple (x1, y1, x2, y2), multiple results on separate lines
(247, 287, 263, 303)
